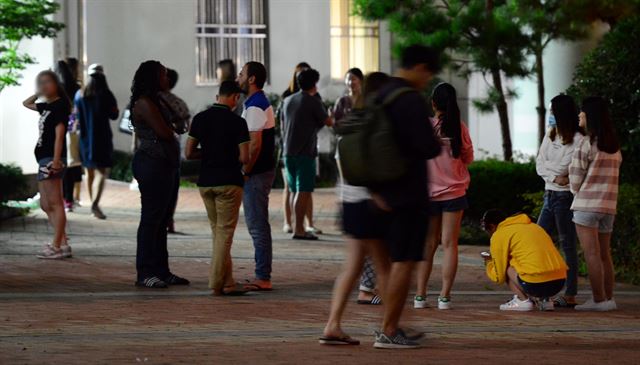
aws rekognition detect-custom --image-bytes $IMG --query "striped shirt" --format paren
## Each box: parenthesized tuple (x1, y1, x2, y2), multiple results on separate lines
(569, 137, 622, 215)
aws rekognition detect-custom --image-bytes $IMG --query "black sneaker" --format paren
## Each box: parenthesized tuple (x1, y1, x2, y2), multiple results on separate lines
(135, 276, 168, 288)
(374, 330, 422, 349)
(164, 274, 190, 286)
(398, 328, 426, 342)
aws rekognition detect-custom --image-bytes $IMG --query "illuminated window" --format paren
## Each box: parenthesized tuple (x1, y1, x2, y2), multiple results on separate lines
(330, 0, 379, 79)
(196, 0, 268, 85)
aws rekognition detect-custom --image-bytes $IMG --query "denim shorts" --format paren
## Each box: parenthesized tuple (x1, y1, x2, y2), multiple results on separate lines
(37, 157, 66, 181)
(428, 195, 468, 216)
(573, 211, 615, 233)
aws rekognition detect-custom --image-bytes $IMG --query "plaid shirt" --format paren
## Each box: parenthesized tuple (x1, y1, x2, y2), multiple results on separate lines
(569, 137, 622, 215)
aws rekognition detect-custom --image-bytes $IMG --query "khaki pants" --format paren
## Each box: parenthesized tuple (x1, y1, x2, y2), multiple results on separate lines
(199, 186, 243, 291)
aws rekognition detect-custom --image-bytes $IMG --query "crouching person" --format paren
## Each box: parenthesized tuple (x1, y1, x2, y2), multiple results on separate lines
(481, 210, 568, 311)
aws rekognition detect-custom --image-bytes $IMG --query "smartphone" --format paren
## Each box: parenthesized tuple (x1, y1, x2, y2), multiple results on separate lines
(480, 251, 491, 258)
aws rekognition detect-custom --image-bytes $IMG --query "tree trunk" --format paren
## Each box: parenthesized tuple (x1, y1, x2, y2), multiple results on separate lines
(535, 48, 546, 145)
(491, 68, 513, 161)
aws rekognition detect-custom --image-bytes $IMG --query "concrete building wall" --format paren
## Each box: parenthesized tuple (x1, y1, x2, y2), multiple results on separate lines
(0, 38, 56, 174)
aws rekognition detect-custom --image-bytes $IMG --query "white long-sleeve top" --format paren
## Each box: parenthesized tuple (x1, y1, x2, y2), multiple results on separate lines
(536, 131, 584, 192)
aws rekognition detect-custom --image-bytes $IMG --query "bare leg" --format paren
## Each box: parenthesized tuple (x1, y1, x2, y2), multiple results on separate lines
(73, 181, 81, 202)
(305, 194, 314, 229)
(439, 210, 464, 298)
(415, 215, 442, 297)
(598, 232, 615, 300)
(282, 168, 292, 228)
(92, 167, 109, 209)
(86, 168, 95, 202)
(576, 224, 606, 302)
(39, 179, 67, 248)
(382, 261, 415, 336)
(323, 238, 367, 338)
(293, 192, 311, 236)
(506, 266, 527, 300)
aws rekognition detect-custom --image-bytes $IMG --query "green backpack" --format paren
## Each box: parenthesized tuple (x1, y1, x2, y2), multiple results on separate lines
(336, 87, 414, 187)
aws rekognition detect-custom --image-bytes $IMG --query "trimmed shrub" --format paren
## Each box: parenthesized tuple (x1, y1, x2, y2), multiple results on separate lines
(0, 163, 28, 202)
(110, 150, 133, 182)
(466, 159, 543, 220)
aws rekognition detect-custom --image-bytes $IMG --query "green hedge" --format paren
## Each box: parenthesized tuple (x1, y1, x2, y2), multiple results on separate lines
(466, 159, 543, 219)
(0, 163, 28, 202)
(110, 150, 133, 182)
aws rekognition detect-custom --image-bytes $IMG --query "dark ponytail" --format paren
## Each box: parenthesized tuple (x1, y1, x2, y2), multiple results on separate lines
(432, 82, 462, 158)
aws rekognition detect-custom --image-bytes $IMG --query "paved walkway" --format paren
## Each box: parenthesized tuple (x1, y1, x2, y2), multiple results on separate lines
(1, 180, 639, 364)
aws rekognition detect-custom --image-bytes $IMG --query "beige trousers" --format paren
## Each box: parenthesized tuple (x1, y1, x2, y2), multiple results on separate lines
(199, 186, 243, 291)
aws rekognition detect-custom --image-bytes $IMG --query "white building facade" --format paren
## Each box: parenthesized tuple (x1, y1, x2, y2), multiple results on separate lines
(1, 0, 606, 173)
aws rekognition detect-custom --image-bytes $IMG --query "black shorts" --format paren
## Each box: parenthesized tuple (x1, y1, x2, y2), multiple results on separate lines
(342, 200, 385, 239)
(428, 195, 468, 215)
(380, 207, 429, 262)
(65, 165, 83, 183)
(518, 277, 565, 298)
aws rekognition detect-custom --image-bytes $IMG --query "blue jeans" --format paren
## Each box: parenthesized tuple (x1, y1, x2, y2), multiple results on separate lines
(132, 151, 176, 281)
(537, 190, 578, 296)
(243, 169, 275, 280)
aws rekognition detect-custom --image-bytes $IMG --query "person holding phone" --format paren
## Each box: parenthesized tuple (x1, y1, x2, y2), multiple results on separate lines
(481, 210, 567, 311)
(23, 70, 72, 259)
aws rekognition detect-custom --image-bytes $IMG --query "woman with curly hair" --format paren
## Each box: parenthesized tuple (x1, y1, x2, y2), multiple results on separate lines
(129, 60, 189, 288)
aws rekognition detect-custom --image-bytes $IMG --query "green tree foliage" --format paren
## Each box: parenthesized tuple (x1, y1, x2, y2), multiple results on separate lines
(568, 16, 640, 183)
(353, 0, 530, 161)
(0, 0, 64, 92)
(509, 1, 590, 144)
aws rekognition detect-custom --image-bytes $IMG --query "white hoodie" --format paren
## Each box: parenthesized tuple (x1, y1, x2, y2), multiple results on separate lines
(536, 131, 584, 192)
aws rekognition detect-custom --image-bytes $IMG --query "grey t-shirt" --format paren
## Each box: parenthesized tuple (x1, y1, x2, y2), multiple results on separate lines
(281, 90, 328, 157)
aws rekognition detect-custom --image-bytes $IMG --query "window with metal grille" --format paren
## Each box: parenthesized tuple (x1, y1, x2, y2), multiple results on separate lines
(330, 0, 379, 79)
(196, 0, 268, 85)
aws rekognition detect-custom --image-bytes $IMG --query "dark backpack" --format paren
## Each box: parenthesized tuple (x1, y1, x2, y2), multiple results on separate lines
(336, 87, 413, 186)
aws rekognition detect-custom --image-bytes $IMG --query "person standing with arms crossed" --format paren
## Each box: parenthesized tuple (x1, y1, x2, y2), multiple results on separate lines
(237, 62, 276, 291)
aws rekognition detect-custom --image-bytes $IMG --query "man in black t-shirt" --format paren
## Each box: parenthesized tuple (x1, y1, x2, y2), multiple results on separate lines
(185, 81, 250, 295)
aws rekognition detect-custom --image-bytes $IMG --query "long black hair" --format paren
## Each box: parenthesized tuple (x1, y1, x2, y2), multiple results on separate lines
(83, 72, 112, 99)
(431, 82, 462, 158)
(550, 94, 582, 144)
(130, 60, 165, 107)
(581, 96, 620, 154)
(55, 60, 79, 101)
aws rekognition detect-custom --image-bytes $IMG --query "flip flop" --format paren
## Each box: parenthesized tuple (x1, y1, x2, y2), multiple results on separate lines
(319, 335, 360, 346)
(214, 284, 248, 296)
(292, 233, 319, 241)
(243, 280, 273, 291)
(357, 295, 382, 305)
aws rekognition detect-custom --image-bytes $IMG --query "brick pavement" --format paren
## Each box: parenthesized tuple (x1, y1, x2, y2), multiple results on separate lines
(0, 180, 639, 364)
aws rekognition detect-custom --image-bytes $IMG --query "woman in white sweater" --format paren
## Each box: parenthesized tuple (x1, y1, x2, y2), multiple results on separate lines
(535, 94, 584, 308)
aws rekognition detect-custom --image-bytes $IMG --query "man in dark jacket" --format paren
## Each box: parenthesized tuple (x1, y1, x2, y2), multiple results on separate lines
(371, 45, 442, 349)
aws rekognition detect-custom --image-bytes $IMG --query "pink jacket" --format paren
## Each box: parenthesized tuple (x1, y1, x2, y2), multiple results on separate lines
(427, 118, 474, 201)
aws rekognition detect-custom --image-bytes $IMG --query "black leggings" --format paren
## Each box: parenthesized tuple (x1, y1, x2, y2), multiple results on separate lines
(62, 166, 82, 202)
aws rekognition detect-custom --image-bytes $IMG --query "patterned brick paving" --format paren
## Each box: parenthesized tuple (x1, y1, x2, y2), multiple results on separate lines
(0, 180, 639, 364)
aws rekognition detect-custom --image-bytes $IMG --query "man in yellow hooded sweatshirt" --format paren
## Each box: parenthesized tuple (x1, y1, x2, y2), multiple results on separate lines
(482, 210, 568, 311)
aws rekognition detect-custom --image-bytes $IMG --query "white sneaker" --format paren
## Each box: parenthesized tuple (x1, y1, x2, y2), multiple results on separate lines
(575, 298, 612, 311)
(438, 296, 451, 310)
(499, 295, 534, 311)
(36, 244, 64, 260)
(538, 298, 554, 311)
(60, 244, 73, 258)
(414, 295, 428, 309)
(607, 298, 618, 311)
